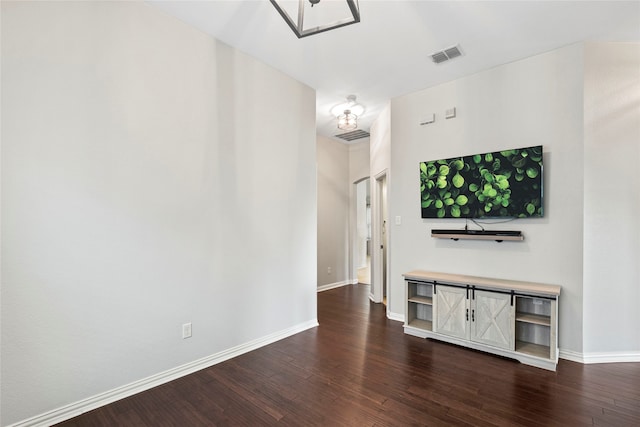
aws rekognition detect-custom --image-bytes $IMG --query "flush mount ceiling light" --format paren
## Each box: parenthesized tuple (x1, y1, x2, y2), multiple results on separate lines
(270, 0, 361, 38)
(337, 109, 358, 131)
(333, 95, 364, 131)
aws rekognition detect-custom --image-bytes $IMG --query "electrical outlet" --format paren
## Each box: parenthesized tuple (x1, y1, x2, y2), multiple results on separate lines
(327, 267, 332, 274)
(182, 322, 192, 339)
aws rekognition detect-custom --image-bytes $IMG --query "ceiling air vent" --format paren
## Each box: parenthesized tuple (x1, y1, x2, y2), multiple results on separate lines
(335, 129, 370, 142)
(430, 45, 463, 64)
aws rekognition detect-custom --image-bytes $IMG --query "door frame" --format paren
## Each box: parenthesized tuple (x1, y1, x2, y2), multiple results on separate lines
(372, 170, 389, 309)
(351, 176, 370, 285)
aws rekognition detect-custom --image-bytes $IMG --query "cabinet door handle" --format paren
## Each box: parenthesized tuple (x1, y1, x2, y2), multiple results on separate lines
(466, 308, 469, 321)
(472, 309, 475, 322)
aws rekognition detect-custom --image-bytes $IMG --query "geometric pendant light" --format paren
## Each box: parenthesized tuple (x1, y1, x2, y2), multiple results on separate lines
(270, 0, 361, 38)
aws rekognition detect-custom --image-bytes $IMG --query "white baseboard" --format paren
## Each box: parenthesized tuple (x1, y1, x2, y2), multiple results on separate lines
(559, 349, 640, 364)
(582, 351, 640, 364)
(387, 311, 404, 323)
(558, 348, 584, 363)
(317, 280, 353, 292)
(368, 293, 383, 303)
(8, 319, 319, 427)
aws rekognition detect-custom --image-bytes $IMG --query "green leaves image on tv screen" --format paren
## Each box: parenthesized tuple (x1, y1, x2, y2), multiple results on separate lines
(419, 145, 543, 219)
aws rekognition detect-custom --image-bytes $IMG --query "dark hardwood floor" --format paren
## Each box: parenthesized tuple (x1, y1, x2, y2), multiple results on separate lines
(57, 284, 640, 426)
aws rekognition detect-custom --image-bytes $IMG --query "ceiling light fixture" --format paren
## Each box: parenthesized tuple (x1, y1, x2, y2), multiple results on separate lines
(337, 109, 358, 131)
(270, 0, 361, 39)
(333, 95, 363, 131)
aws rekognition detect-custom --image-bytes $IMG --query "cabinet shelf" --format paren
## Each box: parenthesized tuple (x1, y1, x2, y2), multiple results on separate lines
(516, 341, 550, 359)
(516, 313, 551, 326)
(408, 296, 433, 305)
(407, 319, 432, 331)
(407, 281, 434, 332)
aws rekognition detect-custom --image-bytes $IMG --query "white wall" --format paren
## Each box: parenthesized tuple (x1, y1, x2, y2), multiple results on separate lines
(583, 42, 640, 357)
(370, 104, 392, 179)
(317, 135, 350, 288)
(1, 2, 317, 425)
(388, 45, 586, 353)
(349, 140, 371, 182)
(369, 104, 391, 303)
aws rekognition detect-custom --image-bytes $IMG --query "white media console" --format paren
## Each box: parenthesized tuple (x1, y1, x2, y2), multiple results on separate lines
(403, 270, 561, 371)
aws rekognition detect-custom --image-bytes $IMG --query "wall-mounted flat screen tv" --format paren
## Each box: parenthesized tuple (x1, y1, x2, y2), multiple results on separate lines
(420, 145, 543, 219)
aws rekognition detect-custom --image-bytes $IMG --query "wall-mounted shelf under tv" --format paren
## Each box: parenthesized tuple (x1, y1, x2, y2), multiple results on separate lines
(431, 229, 524, 242)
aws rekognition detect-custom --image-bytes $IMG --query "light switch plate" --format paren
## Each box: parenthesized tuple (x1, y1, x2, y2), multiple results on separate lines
(420, 113, 435, 125)
(182, 323, 192, 339)
(445, 107, 456, 119)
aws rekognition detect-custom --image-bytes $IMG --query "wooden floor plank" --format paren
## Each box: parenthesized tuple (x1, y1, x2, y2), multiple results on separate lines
(55, 284, 640, 426)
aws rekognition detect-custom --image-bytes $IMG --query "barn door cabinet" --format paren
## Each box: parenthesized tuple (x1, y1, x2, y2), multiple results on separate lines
(404, 270, 560, 371)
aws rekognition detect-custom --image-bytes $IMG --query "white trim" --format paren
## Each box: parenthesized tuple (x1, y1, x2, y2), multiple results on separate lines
(7, 320, 319, 427)
(559, 349, 640, 364)
(373, 169, 387, 181)
(317, 280, 353, 292)
(558, 348, 584, 363)
(582, 351, 640, 364)
(583, 351, 640, 364)
(371, 169, 388, 306)
(387, 311, 404, 323)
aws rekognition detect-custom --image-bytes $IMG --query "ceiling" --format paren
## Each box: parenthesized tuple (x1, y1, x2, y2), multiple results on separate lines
(148, 1, 640, 142)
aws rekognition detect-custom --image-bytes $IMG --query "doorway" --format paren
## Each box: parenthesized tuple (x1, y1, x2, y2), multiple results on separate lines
(355, 178, 371, 285)
(374, 171, 389, 308)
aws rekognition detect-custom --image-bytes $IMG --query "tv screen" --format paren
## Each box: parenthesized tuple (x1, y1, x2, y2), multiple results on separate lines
(420, 145, 543, 219)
